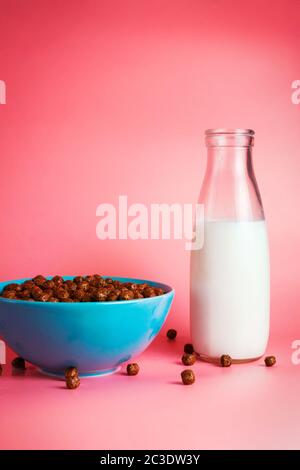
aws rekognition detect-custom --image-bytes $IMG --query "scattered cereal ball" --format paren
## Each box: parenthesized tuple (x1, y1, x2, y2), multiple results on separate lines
(66, 376, 80, 389)
(181, 369, 195, 385)
(167, 329, 177, 340)
(65, 367, 78, 379)
(182, 353, 196, 366)
(184, 343, 194, 354)
(265, 356, 276, 367)
(127, 363, 140, 376)
(48, 297, 59, 302)
(220, 354, 232, 367)
(73, 276, 84, 285)
(65, 366, 80, 389)
(12, 357, 26, 370)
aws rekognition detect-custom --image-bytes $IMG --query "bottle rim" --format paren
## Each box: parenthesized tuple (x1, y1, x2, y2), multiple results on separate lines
(205, 128, 254, 136)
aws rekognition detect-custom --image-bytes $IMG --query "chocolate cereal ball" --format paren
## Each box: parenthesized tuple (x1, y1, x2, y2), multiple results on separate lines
(12, 357, 26, 370)
(181, 369, 195, 385)
(220, 355, 232, 367)
(0, 275, 166, 303)
(264, 356, 276, 367)
(66, 376, 80, 389)
(167, 329, 177, 340)
(127, 363, 140, 376)
(182, 353, 196, 366)
(184, 344, 194, 355)
(65, 367, 78, 379)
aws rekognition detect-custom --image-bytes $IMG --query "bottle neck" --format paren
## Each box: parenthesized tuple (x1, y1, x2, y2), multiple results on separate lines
(206, 145, 252, 176)
(200, 144, 264, 221)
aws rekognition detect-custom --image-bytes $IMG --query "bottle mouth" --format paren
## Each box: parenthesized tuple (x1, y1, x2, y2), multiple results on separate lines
(205, 128, 254, 136)
(205, 129, 255, 147)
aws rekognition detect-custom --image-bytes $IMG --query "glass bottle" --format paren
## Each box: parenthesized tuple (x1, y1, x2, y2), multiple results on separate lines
(190, 129, 270, 362)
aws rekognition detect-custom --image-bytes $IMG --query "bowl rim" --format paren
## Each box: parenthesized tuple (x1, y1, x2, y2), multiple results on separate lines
(0, 276, 175, 306)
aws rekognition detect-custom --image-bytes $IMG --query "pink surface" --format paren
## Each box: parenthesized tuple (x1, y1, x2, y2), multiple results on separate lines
(1, 335, 300, 450)
(0, 0, 300, 449)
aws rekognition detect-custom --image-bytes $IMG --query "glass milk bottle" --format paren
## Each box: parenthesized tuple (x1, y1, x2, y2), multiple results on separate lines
(190, 129, 270, 362)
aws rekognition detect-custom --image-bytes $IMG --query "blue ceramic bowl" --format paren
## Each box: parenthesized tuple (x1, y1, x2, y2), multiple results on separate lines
(0, 277, 174, 378)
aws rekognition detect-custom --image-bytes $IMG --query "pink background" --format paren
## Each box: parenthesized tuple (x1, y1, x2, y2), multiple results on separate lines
(0, 0, 300, 450)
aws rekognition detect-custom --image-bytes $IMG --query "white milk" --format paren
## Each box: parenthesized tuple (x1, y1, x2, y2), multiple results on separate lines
(190, 220, 270, 360)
